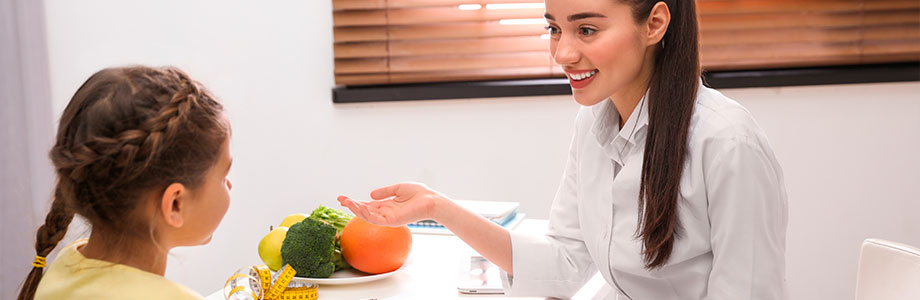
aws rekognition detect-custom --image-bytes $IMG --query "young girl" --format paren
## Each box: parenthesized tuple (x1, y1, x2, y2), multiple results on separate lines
(338, 0, 788, 299)
(18, 66, 232, 300)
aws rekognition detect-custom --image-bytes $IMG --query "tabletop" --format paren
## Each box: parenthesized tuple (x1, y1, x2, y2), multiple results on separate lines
(206, 219, 611, 300)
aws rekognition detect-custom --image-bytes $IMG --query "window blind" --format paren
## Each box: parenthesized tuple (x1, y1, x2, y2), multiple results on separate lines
(332, 0, 920, 86)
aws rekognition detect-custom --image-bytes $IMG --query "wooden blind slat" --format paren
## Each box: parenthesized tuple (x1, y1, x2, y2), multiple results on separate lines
(697, 0, 919, 15)
(332, 0, 920, 86)
(336, 66, 559, 85)
(389, 52, 551, 72)
(333, 0, 920, 12)
(335, 22, 547, 43)
(863, 0, 920, 11)
(335, 36, 547, 58)
(700, 10, 920, 31)
(703, 43, 863, 63)
(864, 25, 920, 41)
(863, 11, 920, 26)
(389, 35, 546, 56)
(701, 25, 920, 46)
(334, 27, 388, 43)
(335, 58, 389, 74)
(334, 0, 542, 10)
(336, 51, 552, 74)
(334, 7, 545, 26)
(864, 40, 920, 56)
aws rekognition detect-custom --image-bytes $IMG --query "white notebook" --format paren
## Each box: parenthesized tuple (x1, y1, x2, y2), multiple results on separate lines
(454, 200, 519, 220)
(409, 200, 523, 235)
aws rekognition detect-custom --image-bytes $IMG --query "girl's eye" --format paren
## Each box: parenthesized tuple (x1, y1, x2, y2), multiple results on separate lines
(544, 25, 560, 35)
(579, 27, 597, 36)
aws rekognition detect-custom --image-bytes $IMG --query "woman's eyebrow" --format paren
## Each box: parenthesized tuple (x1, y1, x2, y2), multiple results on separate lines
(543, 12, 608, 21)
(568, 12, 607, 21)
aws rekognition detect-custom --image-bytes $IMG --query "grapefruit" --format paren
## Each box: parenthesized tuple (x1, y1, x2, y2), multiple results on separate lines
(340, 217, 412, 274)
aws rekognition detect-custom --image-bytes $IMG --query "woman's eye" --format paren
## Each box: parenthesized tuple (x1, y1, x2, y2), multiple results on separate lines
(544, 25, 560, 35)
(579, 27, 597, 36)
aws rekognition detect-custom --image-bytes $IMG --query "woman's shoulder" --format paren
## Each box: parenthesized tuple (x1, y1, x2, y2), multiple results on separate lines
(691, 84, 766, 143)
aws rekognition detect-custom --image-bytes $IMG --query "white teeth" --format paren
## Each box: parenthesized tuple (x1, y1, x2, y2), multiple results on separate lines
(569, 70, 597, 81)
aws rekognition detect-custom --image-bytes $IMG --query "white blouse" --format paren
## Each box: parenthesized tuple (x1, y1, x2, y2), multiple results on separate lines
(501, 82, 789, 300)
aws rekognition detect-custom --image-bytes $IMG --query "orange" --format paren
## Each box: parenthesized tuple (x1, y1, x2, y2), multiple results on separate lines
(340, 217, 412, 274)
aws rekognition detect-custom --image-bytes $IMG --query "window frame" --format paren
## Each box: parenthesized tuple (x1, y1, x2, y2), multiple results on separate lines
(332, 62, 920, 103)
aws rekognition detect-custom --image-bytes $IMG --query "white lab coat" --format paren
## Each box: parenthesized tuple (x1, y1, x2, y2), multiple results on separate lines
(501, 82, 789, 300)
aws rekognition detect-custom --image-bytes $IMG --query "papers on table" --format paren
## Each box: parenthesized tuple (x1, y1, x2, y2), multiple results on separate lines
(409, 200, 524, 235)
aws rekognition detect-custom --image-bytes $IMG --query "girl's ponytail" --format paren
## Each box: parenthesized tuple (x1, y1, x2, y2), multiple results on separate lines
(18, 184, 75, 300)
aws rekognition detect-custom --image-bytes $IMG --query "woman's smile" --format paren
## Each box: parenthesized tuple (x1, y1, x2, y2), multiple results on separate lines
(566, 68, 599, 89)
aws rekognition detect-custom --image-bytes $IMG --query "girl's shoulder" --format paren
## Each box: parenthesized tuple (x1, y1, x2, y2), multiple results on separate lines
(35, 239, 203, 300)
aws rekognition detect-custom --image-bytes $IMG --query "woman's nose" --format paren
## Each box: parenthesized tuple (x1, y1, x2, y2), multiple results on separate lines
(227, 178, 233, 190)
(552, 36, 579, 66)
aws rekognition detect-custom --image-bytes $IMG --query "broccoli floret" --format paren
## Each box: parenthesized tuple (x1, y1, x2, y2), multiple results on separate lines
(309, 205, 353, 236)
(309, 205, 354, 271)
(280, 218, 337, 278)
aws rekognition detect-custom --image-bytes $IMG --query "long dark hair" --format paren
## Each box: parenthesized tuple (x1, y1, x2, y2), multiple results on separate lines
(18, 66, 229, 300)
(624, 0, 700, 269)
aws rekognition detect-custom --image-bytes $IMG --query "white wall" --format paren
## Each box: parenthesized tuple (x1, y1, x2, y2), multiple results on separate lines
(31, 0, 920, 299)
(1, 0, 57, 299)
(722, 83, 920, 298)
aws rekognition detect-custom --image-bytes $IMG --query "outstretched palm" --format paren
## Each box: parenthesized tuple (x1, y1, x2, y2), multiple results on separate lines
(337, 182, 440, 227)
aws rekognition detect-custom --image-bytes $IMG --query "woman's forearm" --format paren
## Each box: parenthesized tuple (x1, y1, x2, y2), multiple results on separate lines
(431, 196, 513, 275)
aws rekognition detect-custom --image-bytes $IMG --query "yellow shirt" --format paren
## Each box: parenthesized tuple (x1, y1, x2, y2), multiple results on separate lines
(35, 239, 203, 300)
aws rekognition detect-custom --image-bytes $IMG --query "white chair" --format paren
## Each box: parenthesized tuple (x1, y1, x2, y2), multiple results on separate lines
(855, 238, 920, 300)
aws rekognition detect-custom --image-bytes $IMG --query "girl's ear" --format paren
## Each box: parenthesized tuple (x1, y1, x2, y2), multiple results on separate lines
(160, 183, 187, 228)
(645, 1, 671, 46)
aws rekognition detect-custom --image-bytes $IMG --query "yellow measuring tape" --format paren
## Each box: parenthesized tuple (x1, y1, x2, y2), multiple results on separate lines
(254, 265, 273, 293)
(264, 265, 295, 300)
(278, 286, 318, 300)
(224, 272, 260, 300)
(225, 265, 318, 300)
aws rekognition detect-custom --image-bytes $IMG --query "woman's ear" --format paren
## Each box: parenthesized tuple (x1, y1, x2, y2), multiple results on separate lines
(160, 183, 187, 228)
(645, 1, 671, 46)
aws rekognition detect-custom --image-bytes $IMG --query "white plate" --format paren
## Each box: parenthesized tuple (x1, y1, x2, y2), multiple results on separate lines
(289, 260, 408, 285)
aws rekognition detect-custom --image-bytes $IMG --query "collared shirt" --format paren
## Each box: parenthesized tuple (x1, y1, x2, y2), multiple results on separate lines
(35, 239, 203, 300)
(501, 82, 789, 300)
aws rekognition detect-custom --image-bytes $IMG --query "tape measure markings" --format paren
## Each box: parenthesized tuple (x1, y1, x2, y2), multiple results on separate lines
(224, 264, 318, 300)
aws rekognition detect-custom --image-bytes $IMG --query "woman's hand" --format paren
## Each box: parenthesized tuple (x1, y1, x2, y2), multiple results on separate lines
(340, 181, 514, 274)
(337, 182, 445, 227)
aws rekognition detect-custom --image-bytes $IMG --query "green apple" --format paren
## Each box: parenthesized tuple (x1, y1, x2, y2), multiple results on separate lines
(258, 226, 288, 271)
(279, 213, 308, 228)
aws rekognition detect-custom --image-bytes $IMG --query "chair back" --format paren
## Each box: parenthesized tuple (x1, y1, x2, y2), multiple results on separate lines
(855, 238, 920, 300)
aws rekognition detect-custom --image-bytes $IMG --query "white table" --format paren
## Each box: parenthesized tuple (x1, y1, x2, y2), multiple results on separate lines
(207, 219, 610, 300)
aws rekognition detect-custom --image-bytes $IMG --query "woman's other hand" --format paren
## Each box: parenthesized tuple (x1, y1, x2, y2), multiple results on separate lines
(337, 182, 445, 227)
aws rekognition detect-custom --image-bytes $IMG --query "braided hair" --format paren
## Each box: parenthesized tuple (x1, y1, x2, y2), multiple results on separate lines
(18, 66, 229, 300)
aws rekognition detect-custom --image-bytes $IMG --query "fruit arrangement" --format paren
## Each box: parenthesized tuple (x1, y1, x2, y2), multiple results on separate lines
(257, 205, 412, 278)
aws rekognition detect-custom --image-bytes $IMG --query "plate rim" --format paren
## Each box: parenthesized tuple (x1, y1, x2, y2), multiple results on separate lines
(288, 259, 409, 285)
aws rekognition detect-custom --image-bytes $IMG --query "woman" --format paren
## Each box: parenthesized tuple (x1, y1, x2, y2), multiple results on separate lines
(339, 0, 788, 299)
